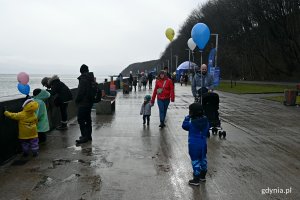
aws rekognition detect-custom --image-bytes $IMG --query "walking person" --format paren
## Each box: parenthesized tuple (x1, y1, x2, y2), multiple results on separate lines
(151, 70, 175, 128)
(133, 77, 137, 92)
(148, 73, 154, 89)
(75, 64, 95, 144)
(191, 64, 214, 98)
(138, 73, 142, 91)
(184, 73, 189, 86)
(182, 103, 209, 185)
(32, 89, 50, 143)
(47, 75, 73, 130)
(141, 73, 148, 90)
(4, 99, 39, 157)
(129, 71, 133, 88)
(140, 95, 152, 125)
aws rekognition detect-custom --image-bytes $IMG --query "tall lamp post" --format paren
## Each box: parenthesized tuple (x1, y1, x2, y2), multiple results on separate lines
(211, 33, 219, 67)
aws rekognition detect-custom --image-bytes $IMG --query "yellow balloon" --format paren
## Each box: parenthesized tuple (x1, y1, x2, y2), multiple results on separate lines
(165, 28, 175, 42)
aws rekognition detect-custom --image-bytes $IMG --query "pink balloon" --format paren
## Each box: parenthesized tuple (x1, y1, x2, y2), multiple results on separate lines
(17, 72, 29, 85)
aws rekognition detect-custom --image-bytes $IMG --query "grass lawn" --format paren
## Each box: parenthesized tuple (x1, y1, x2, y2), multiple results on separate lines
(264, 95, 300, 104)
(215, 82, 296, 94)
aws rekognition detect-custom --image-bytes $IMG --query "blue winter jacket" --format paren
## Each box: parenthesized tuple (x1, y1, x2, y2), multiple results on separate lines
(182, 115, 209, 144)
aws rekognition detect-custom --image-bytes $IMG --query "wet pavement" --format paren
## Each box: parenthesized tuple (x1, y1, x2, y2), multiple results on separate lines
(0, 84, 299, 200)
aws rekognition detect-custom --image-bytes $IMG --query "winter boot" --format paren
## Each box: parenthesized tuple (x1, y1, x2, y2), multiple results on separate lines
(76, 137, 89, 144)
(188, 175, 200, 186)
(199, 170, 207, 182)
(159, 122, 165, 128)
(56, 122, 68, 130)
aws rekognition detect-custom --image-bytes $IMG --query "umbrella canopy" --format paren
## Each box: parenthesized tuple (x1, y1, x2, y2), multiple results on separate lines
(176, 61, 197, 70)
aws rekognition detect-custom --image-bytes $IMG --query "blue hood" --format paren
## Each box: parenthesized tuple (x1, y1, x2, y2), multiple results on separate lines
(191, 116, 209, 132)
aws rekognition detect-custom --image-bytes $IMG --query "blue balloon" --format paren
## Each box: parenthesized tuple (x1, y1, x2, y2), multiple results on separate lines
(191, 23, 211, 50)
(17, 83, 30, 95)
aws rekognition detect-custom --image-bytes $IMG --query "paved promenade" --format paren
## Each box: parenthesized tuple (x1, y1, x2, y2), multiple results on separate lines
(0, 84, 299, 200)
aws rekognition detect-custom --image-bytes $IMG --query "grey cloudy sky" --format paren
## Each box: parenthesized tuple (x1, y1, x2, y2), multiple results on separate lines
(0, 0, 206, 76)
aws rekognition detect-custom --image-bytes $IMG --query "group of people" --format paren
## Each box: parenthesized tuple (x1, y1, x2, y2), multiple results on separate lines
(3, 64, 98, 159)
(4, 62, 214, 186)
(128, 71, 154, 92)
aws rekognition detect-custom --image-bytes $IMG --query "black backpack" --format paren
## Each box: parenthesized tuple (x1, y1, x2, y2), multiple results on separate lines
(89, 81, 102, 103)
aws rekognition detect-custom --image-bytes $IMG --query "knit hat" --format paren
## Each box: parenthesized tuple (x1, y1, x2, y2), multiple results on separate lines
(189, 103, 204, 118)
(33, 88, 41, 96)
(41, 77, 50, 86)
(22, 99, 34, 108)
(80, 64, 89, 74)
(144, 95, 151, 101)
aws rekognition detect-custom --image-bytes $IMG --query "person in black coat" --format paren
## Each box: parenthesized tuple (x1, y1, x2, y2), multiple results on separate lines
(47, 75, 73, 130)
(75, 64, 95, 144)
(148, 73, 154, 89)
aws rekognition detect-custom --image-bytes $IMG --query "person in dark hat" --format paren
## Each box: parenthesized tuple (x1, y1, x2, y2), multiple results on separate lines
(47, 75, 73, 130)
(182, 103, 210, 186)
(75, 64, 95, 144)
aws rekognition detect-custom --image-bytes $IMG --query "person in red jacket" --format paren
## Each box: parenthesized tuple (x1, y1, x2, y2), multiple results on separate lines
(151, 70, 175, 128)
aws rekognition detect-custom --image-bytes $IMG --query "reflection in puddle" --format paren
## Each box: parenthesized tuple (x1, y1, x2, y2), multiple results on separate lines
(67, 145, 82, 151)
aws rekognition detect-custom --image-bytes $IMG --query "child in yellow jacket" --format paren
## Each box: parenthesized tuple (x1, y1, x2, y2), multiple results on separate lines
(4, 99, 39, 157)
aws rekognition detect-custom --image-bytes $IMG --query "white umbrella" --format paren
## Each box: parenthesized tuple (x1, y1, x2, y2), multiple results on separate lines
(176, 61, 197, 70)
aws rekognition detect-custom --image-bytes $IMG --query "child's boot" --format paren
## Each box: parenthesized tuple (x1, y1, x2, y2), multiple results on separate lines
(188, 175, 200, 186)
(32, 151, 39, 157)
(199, 170, 207, 182)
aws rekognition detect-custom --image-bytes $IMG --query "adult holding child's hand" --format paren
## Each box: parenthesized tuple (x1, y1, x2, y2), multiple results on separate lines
(151, 70, 175, 128)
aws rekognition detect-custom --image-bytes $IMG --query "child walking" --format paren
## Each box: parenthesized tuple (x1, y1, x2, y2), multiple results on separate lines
(4, 99, 39, 157)
(182, 103, 209, 185)
(140, 95, 152, 125)
(33, 89, 50, 143)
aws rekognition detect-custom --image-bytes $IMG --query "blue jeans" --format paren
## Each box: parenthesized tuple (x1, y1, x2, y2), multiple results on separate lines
(157, 99, 170, 123)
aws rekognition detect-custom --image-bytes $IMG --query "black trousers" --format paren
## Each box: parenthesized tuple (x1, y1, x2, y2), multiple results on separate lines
(59, 103, 69, 122)
(143, 115, 150, 124)
(77, 106, 92, 138)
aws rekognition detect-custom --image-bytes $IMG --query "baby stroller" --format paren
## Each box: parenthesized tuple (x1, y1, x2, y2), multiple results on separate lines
(123, 82, 130, 94)
(195, 88, 226, 139)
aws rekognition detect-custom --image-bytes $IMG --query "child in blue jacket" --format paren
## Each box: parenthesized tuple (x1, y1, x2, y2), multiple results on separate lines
(182, 103, 209, 186)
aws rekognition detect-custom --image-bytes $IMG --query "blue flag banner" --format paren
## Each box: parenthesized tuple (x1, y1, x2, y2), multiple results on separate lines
(208, 48, 216, 72)
(210, 67, 220, 86)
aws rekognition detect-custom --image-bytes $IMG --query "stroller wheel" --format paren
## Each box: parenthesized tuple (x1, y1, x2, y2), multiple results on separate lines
(218, 131, 222, 138)
(222, 131, 226, 138)
(212, 127, 218, 135)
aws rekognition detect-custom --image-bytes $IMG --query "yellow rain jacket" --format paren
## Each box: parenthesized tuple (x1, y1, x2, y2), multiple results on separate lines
(4, 101, 39, 139)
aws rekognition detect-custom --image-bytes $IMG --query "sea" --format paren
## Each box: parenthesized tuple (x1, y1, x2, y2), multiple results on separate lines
(0, 74, 111, 101)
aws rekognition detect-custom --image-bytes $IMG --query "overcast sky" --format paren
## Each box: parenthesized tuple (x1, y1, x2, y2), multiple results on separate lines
(0, 0, 207, 76)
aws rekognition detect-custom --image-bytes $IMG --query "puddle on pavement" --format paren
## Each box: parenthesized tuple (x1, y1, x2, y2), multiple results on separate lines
(157, 164, 171, 172)
(67, 145, 82, 151)
(62, 173, 81, 182)
(34, 176, 54, 190)
(50, 159, 71, 169)
(90, 157, 113, 168)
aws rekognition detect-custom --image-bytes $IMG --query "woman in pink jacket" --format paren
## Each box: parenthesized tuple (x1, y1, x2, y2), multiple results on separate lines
(151, 70, 175, 128)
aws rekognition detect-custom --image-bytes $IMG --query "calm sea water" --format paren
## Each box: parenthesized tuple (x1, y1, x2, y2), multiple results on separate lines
(0, 74, 110, 101)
